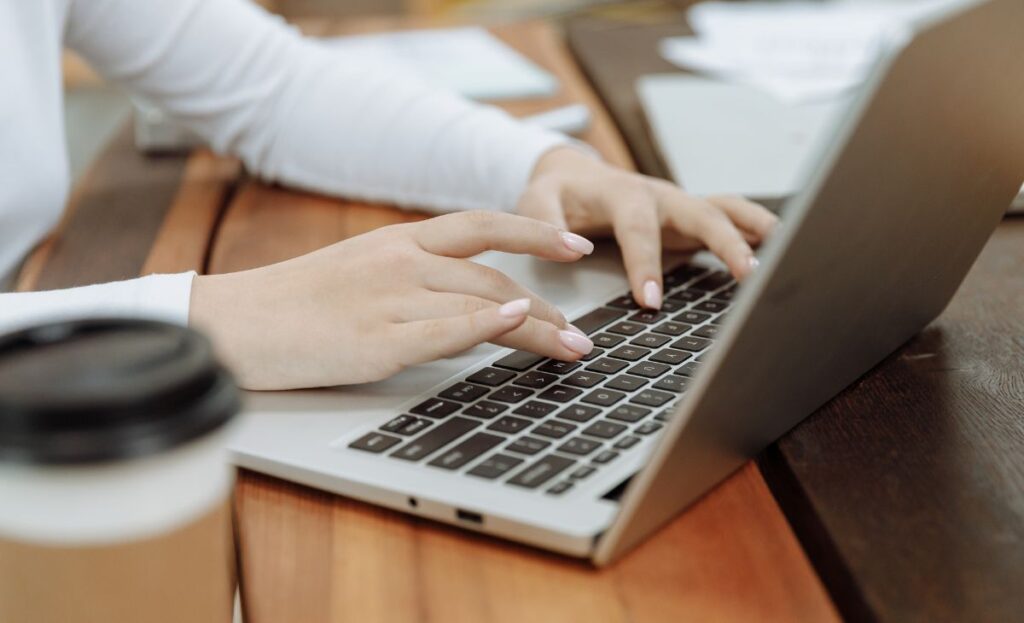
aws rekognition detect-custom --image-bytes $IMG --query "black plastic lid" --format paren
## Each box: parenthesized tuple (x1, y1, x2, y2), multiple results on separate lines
(0, 318, 240, 465)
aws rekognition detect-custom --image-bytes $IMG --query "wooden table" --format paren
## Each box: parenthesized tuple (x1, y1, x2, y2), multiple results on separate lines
(19, 14, 1023, 623)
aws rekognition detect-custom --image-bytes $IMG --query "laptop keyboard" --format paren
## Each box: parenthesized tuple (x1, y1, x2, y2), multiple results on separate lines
(347, 263, 736, 496)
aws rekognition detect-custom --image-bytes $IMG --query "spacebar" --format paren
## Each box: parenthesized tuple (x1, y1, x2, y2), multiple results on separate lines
(571, 306, 627, 335)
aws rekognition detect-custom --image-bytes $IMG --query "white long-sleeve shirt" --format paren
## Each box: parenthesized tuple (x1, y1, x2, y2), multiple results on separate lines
(0, 0, 569, 333)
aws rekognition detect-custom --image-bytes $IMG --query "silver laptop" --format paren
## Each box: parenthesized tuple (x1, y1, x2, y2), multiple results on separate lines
(230, 0, 1024, 565)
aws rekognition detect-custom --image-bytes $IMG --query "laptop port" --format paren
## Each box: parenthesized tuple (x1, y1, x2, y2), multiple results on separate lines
(455, 509, 484, 525)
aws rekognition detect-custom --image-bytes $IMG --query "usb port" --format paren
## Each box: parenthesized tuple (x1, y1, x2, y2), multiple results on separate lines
(455, 509, 484, 525)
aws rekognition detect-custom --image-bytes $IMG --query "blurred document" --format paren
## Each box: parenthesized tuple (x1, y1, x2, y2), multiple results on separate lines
(325, 27, 558, 101)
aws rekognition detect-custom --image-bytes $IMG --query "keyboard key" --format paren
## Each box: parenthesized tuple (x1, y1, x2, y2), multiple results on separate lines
(581, 389, 626, 407)
(439, 383, 489, 402)
(514, 371, 559, 389)
(533, 420, 577, 439)
(463, 400, 507, 419)
(606, 295, 640, 310)
(715, 287, 737, 301)
(692, 325, 721, 339)
(586, 357, 628, 374)
(467, 367, 516, 386)
(349, 432, 402, 454)
(659, 299, 686, 313)
(507, 454, 576, 489)
(492, 353, 543, 372)
(399, 418, 432, 435)
(665, 264, 708, 285)
(635, 421, 664, 435)
(631, 389, 675, 407)
(672, 336, 713, 352)
(605, 375, 648, 392)
(556, 404, 602, 423)
(678, 361, 701, 377)
(547, 481, 574, 495)
(608, 346, 651, 361)
(694, 300, 728, 314)
(410, 398, 460, 419)
(537, 385, 583, 403)
(392, 417, 479, 462)
(467, 453, 523, 479)
(654, 409, 673, 422)
(614, 436, 641, 450)
(650, 349, 692, 365)
(582, 420, 628, 439)
(564, 371, 606, 388)
(507, 436, 551, 455)
(653, 375, 690, 393)
(581, 347, 604, 362)
(381, 415, 431, 436)
(630, 333, 671, 349)
(489, 386, 535, 403)
(427, 433, 504, 470)
(592, 333, 625, 348)
(607, 321, 645, 336)
(513, 400, 559, 419)
(592, 450, 619, 465)
(538, 360, 581, 375)
(627, 362, 672, 378)
(675, 310, 711, 324)
(558, 437, 602, 456)
(607, 405, 651, 423)
(690, 271, 733, 292)
(569, 465, 596, 479)
(487, 415, 532, 434)
(572, 307, 628, 334)
(651, 321, 691, 336)
(668, 288, 703, 303)
(628, 310, 667, 324)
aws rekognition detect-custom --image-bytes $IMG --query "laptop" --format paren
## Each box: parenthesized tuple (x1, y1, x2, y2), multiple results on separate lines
(230, 0, 1024, 565)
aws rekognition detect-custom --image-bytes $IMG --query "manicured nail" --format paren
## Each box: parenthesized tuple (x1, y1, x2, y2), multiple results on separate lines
(642, 280, 662, 309)
(499, 298, 531, 318)
(561, 231, 595, 255)
(559, 330, 594, 355)
(567, 324, 587, 337)
(748, 256, 760, 271)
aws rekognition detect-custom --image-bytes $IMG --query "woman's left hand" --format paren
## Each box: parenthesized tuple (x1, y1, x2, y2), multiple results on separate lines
(518, 146, 779, 309)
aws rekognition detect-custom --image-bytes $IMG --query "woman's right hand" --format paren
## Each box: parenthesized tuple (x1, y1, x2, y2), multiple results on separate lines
(189, 211, 597, 390)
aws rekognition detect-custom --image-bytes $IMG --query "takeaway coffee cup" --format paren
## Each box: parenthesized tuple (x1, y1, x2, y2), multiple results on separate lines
(0, 318, 241, 623)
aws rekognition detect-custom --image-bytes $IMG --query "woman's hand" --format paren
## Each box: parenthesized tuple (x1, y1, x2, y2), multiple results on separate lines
(519, 147, 779, 309)
(189, 212, 597, 390)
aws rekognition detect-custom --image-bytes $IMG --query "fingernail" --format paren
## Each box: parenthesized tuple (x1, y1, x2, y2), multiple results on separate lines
(643, 280, 662, 309)
(567, 324, 587, 337)
(499, 298, 531, 318)
(560, 231, 595, 255)
(559, 330, 594, 355)
(748, 256, 760, 271)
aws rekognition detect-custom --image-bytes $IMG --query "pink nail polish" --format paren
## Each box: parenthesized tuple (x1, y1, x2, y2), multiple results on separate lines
(558, 330, 594, 355)
(560, 231, 595, 255)
(748, 256, 760, 271)
(642, 280, 662, 309)
(499, 298, 531, 318)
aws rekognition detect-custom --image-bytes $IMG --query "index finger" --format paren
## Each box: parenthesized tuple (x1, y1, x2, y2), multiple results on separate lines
(414, 211, 594, 261)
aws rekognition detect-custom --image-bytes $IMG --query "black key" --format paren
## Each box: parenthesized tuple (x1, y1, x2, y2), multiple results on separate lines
(489, 386, 535, 403)
(439, 383, 489, 402)
(582, 420, 628, 439)
(630, 333, 671, 349)
(665, 263, 708, 285)
(651, 321, 691, 337)
(538, 360, 581, 375)
(556, 404, 602, 423)
(592, 333, 625, 348)
(537, 385, 583, 403)
(581, 347, 604, 362)
(492, 352, 543, 372)
(606, 295, 640, 310)
(400, 418, 432, 435)
(660, 299, 686, 313)
(564, 371, 606, 388)
(410, 398, 460, 419)
(672, 336, 713, 352)
(467, 453, 523, 480)
(678, 361, 701, 377)
(507, 454, 576, 489)
(715, 287, 737, 301)
(581, 388, 626, 407)
(513, 400, 558, 419)
(547, 481, 574, 495)
(653, 375, 690, 393)
(428, 433, 504, 470)
(605, 375, 648, 392)
(381, 415, 432, 436)
(607, 405, 651, 423)
(607, 321, 645, 336)
(668, 288, 703, 303)
(533, 420, 576, 439)
(467, 367, 516, 386)
(628, 310, 666, 324)
(514, 371, 559, 389)
(690, 271, 733, 292)
(635, 421, 664, 435)
(572, 307, 628, 335)
(507, 436, 551, 456)
(592, 450, 619, 464)
(692, 325, 721, 339)
(694, 300, 728, 314)
(654, 408, 675, 422)
(628, 362, 671, 378)
(463, 400, 507, 419)
(586, 357, 629, 374)
(631, 389, 675, 407)
(569, 465, 596, 479)
(650, 349, 692, 365)
(675, 310, 711, 324)
(349, 432, 401, 453)
(558, 436, 602, 456)
(392, 417, 479, 461)
(487, 415, 532, 434)
(614, 436, 641, 450)
(608, 345, 651, 361)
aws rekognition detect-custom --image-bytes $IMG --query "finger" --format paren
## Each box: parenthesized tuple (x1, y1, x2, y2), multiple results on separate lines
(414, 211, 593, 261)
(608, 194, 664, 309)
(397, 298, 532, 366)
(492, 316, 593, 361)
(518, 182, 568, 230)
(662, 193, 758, 280)
(422, 261, 568, 328)
(706, 195, 778, 241)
